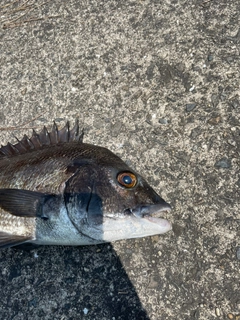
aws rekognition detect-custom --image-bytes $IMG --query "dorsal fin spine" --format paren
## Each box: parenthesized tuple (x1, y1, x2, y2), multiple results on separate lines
(52, 122, 59, 143)
(43, 126, 50, 144)
(0, 121, 84, 158)
(32, 130, 42, 147)
(66, 121, 70, 142)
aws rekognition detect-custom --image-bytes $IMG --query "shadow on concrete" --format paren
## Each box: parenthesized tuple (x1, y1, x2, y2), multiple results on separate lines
(0, 244, 150, 320)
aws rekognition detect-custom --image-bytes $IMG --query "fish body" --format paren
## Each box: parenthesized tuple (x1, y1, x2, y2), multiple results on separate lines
(0, 121, 171, 249)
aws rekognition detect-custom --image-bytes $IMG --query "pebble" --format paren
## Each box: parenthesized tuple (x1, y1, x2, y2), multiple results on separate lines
(208, 54, 214, 61)
(228, 315, 240, 320)
(214, 157, 231, 169)
(83, 308, 89, 315)
(215, 307, 221, 317)
(186, 103, 197, 112)
(208, 115, 221, 125)
(237, 247, 240, 260)
(159, 118, 168, 124)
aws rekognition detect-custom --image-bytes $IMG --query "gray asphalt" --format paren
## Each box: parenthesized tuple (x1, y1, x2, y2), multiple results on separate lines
(0, 1, 239, 319)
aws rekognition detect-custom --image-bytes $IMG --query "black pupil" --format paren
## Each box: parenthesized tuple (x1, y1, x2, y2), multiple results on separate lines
(123, 175, 132, 185)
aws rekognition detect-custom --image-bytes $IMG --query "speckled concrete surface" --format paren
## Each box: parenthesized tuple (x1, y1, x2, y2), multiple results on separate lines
(0, 1, 239, 319)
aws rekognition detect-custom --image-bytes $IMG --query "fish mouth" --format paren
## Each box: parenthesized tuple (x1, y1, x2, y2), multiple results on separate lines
(124, 203, 171, 219)
(123, 202, 172, 232)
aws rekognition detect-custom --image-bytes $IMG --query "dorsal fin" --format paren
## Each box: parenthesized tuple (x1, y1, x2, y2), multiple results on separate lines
(0, 120, 84, 158)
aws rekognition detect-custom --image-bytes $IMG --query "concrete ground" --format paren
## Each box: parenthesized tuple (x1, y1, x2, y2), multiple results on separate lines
(0, 0, 239, 319)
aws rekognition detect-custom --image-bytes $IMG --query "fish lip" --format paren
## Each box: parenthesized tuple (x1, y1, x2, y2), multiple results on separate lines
(124, 202, 171, 219)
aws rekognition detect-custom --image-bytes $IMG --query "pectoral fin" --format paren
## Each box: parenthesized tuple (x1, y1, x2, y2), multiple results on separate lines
(0, 231, 32, 249)
(0, 189, 54, 218)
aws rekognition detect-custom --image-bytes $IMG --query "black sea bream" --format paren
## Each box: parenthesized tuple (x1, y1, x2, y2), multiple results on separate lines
(0, 121, 171, 249)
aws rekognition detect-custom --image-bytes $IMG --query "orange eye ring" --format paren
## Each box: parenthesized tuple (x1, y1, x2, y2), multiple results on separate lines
(117, 172, 137, 188)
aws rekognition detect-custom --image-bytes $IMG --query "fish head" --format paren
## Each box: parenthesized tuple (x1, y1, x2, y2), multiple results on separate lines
(64, 144, 171, 243)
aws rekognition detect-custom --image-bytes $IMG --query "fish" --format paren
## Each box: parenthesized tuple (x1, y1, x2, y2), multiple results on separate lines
(0, 121, 171, 249)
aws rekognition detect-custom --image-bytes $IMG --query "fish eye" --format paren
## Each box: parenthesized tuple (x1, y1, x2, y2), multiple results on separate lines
(117, 172, 137, 188)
